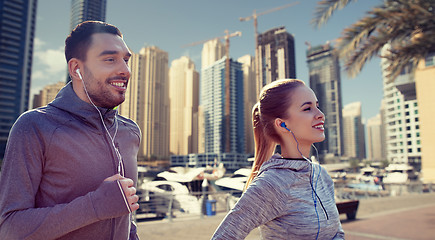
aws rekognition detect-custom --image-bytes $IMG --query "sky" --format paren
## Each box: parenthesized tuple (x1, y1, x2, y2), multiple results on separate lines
(32, 0, 385, 120)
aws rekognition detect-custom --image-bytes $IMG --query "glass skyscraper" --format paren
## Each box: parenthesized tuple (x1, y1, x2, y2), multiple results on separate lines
(0, 0, 37, 160)
(201, 57, 245, 154)
(306, 43, 343, 163)
(67, 0, 106, 83)
(70, 0, 106, 31)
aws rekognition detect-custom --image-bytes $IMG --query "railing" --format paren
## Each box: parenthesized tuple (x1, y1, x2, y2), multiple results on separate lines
(134, 182, 435, 222)
(335, 181, 435, 201)
(134, 189, 242, 222)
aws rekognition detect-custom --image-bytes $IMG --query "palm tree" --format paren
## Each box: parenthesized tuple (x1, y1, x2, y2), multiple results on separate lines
(312, 0, 435, 82)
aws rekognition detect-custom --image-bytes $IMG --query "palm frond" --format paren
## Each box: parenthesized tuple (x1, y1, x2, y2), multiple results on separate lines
(384, 29, 435, 82)
(311, 0, 358, 28)
(337, 0, 435, 81)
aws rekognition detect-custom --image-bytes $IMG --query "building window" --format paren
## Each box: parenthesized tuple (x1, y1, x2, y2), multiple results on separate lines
(417, 148, 421, 152)
(415, 110, 418, 114)
(408, 149, 412, 153)
(425, 52, 435, 67)
(415, 117, 419, 122)
(406, 126, 411, 131)
(407, 133, 411, 138)
(406, 119, 410, 123)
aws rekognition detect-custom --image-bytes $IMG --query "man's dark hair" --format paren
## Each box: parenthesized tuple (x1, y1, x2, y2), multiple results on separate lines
(65, 21, 122, 63)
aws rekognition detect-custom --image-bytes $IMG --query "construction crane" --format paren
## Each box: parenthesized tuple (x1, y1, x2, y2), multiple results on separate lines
(240, 1, 300, 94)
(182, 30, 242, 153)
(181, 30, 241, 58)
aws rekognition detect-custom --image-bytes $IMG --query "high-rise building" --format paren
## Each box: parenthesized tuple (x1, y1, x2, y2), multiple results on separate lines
(414, 52, 435, 182)
(32, 81, 65, 108)
(367, 113, 386, 161)
(70, 0, 106, 31)
(201, 57, 245, 154)
(342, 102, 366, 160)
(201, 38, 225, 70)
(306, 43, 343, 163)
(381, 45, 421, 170)
(198, 39, 227, 153)
(257, 26, 296, 94)
(120, 46, 169, 161)
(168, 56, 199, 155)
(237, 55, 257, 155)
(68, 0, 107, 83)
(0, 0, 37, 160)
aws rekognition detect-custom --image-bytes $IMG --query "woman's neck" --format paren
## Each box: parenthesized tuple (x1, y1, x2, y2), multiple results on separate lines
(280, 142, 310, 159)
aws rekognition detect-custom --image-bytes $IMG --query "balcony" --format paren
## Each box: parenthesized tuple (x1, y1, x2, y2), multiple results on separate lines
(394, 73, 416, 101)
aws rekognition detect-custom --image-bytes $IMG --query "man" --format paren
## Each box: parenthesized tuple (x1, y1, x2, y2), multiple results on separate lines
(0, 21, 141, 239)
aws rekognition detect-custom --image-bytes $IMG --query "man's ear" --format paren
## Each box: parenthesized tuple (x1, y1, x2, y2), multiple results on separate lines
(68, 58, 81, 80)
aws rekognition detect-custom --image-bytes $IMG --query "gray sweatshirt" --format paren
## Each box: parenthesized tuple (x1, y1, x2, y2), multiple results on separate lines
(211, 154, 345, 239)
(0, 83, 141, 239)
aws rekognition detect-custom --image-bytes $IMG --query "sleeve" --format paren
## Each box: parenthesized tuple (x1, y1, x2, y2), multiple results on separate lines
(333, 222, 345, 239)
(0, 114, 131, 239)
(129, 220, 139, 240)
(211, 175, 286, 240)
(321, 166, 345, 240)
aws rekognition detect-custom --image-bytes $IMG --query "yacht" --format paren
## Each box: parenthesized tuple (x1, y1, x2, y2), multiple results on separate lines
(383, 164, 417, 184)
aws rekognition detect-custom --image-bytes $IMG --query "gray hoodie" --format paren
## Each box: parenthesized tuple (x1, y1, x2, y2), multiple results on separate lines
(211, 154, 345, 239)
(0, 83, 141, 239)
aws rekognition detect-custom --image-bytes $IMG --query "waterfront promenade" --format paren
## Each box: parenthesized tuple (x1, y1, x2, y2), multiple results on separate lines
(136, 192, 435, 240)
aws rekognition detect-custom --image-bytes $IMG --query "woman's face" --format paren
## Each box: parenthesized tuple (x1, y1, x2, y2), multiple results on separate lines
(283, 85, 325, 145)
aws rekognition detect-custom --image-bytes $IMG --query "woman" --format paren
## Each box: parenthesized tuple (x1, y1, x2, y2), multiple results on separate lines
(211, 79, 344, 239)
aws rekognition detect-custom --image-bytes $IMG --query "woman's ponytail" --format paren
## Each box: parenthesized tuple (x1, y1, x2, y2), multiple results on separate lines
(244, 79, 306, 189)
(245, 103, 276, 189)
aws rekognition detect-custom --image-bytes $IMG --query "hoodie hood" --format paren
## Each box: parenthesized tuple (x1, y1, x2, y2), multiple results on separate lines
(258, 154, 311, 177)
(49, 82, 116, 133)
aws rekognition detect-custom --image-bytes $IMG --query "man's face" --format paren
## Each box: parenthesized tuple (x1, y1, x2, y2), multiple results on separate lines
(81, 33, 131, 109)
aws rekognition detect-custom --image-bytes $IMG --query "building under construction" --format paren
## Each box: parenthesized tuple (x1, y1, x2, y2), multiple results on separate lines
(257, 26, 296, 89)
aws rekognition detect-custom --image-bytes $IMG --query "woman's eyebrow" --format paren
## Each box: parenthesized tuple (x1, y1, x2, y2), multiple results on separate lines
(300, 101, 319, 108)
(300, 101, 312, 107)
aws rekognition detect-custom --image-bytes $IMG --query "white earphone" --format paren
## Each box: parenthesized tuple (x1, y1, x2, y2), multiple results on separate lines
(76, 69, 83, 80)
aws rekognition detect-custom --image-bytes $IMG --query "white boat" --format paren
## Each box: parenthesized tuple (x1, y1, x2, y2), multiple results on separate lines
(137, 180, 201, 216)
(356, 167, 378, 184)
(214, 168, 251, 192)
(214, 168, 251, 209)
(157, 164, 226, 183)
(383, 164, 417, 184)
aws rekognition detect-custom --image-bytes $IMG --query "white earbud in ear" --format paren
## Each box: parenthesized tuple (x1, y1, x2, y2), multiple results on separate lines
(76, 69, 82, 80)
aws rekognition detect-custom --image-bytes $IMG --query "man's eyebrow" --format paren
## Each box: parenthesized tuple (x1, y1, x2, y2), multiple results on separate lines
(98, 50, 118, 56)
(98, 50, 131, 57)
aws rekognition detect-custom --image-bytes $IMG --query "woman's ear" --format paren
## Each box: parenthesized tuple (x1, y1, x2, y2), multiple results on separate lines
(275, 118, 288, 133)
